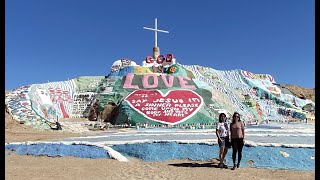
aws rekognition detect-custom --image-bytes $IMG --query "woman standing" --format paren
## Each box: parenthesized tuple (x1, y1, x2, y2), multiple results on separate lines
(215, 113, 231, 168)
(230, 112, 245, 170)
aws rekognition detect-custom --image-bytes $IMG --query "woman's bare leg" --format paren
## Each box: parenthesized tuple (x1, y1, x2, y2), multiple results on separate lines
(222, 148, 228, 164)
(219, 146, 225, 164)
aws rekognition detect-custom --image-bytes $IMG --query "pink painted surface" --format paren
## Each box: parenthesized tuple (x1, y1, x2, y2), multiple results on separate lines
(123, 73, 139, 89)
(123, 73, 196, 89)
(161, 75, 174, 87)
(142, 74, 158, 88)
(177, 76, 196, 89)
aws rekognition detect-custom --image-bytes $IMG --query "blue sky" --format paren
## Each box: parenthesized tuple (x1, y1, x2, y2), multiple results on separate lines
(5, 0, 314, 90)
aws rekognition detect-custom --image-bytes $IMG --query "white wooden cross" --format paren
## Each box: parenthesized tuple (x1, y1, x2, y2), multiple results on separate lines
(143, 18, 169, 47)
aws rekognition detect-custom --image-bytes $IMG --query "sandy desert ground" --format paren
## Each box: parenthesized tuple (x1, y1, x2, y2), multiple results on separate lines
(5, 113, 315, 180)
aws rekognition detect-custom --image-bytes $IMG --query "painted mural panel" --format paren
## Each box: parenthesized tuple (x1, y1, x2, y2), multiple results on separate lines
(111, 59, 138, 73)
(179, 65, 257, 122)
(125, 89, 203, 125)
(241, 70, 276, 83)
(70, 92, 97, 118)
(241, 70, 281, 97)
(5, 85, 38, 123)
(73, 76, 105, 92)
(40, 80, 76, 118)
(97, 76, 123, 94)
(28, 84, 60, 122)
(240, 69, 312, 110)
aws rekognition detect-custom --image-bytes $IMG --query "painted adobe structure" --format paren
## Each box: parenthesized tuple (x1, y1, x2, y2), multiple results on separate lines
(5, 52, 315, 130)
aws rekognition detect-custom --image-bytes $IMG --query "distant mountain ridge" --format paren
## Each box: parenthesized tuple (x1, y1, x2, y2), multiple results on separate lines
(278, 84, 315, 102)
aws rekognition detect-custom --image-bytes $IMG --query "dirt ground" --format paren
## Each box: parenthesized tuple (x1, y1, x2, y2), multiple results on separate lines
(5, 113, 315, 180)
(5, 113, 86, 143)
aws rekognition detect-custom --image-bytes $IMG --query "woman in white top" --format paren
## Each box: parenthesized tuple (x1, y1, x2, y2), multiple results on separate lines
(215, 113, 231, 168)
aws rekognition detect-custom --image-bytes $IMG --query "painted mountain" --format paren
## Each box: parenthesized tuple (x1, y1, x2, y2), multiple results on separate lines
(5, 54, 315, 129)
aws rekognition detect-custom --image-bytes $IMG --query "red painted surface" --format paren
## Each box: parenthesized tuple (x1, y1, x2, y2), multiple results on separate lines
(48, 87, 71, 118)
(125, 89, 203, 125)
(59, 102, 69, 118)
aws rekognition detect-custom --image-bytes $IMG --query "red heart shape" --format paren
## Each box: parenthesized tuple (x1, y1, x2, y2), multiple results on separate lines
(125, 89, 203, 125)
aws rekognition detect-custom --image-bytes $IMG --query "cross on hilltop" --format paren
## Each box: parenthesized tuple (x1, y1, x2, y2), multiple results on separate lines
(143, 18, 169, 48)
(143, 18, 169, 59)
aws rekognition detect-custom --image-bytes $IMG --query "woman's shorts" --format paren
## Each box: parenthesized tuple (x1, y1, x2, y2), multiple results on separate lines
(218, 137, 231, 148)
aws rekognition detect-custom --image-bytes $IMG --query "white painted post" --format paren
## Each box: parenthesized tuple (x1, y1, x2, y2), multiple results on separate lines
(143, 18, 169, 48)
(155, 18, 157, 47)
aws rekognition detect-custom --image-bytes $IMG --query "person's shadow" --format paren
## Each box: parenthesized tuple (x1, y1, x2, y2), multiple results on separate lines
(168, 158, 229, 169)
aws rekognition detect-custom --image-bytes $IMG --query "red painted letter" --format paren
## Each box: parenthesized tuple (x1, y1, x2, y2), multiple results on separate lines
(166, 54, 174, 62)
(146, 56, 154, 63)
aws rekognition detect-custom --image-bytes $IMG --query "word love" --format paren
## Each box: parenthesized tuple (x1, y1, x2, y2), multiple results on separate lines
(123, 73, 196, 89)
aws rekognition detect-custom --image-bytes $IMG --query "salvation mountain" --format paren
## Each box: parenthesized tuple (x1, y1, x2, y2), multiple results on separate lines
(5, 54, 315, 129)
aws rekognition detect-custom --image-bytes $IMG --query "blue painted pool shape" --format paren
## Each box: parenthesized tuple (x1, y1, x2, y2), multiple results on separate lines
(5, 142, 314, 171)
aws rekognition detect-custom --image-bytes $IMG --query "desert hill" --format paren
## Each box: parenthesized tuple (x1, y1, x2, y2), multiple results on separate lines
(278, 84, 315, 102)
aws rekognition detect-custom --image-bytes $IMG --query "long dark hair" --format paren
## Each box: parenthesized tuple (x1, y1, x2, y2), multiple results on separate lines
(218, 113, 226, 123)
(232, 112, 241, 123)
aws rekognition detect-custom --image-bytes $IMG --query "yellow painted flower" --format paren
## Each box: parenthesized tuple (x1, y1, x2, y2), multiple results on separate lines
(135, 67, 143, 74)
